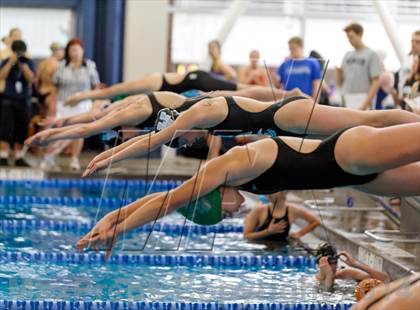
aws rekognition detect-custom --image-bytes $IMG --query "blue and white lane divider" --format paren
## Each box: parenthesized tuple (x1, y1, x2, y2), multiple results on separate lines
(0, 301, 353, 310)
(0, 220, 244, 235)
(0, 195, 135, 207)
(0, 179, 182, 190)
(0, 252, 316, 268)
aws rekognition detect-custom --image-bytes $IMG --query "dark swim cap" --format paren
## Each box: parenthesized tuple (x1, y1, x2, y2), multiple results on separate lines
(177, 189, 223, 225)
(154, 108, 182, 148)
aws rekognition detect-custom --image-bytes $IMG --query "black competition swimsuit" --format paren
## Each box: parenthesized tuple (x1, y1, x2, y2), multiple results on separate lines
(139, 93, 211, 129)
(256, 206, 290, 242)
(240, 128, 378, 194)
(207, 96, 308, 137)
(159, 70, 237, 93)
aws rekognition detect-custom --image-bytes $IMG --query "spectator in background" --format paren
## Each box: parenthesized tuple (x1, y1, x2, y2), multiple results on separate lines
(398, 30, 420, 100)
(374, 50, 395, 110)
(40, 38, 100, 171)
(238, 50, 269, 86)
(36, 42, 65, 117)
(309, 50, 330, 105)
(400, 54, 420, 113)
(337, 23, 381, 110)
(0, 28, 22, 61)
(277, 37, 321, 99)
(208, 40, 237, 81)
(0, 40, 35, 166)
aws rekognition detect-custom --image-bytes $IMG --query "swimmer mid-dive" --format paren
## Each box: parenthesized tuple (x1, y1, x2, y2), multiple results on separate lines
(79, 95, 419, 175)
(25, 92, 210, 146)
(63, 69, 301, 106)
(77, 123, 420, 256)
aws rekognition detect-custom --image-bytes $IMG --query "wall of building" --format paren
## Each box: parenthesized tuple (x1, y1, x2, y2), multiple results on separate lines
(123, 0, 168, 81)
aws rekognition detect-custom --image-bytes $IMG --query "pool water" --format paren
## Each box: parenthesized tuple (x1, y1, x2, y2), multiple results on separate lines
(0, 262, 355, 303)
(0, 229, 304, 256)
(0, 180, 356, 305)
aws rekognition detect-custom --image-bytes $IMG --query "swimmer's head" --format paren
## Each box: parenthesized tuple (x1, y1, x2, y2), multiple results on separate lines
(354, 278, 383, 301)
(155, 108, 207, 148)
(266, 191, 287, 206)
(221, 187, 245, 217)
(315, 242, 340, 269)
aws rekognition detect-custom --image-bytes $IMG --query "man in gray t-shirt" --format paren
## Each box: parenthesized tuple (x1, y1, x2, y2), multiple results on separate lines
(338, 23, 381, 110)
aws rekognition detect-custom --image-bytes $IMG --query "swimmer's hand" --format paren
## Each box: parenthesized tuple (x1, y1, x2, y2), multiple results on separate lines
(37, 117, 56, 128)
(338, 251, 356, 266)
(288, 232, 301, 240)
(65, 92, 83, 107)
(25, 129, 53, 146)
(76, 216, 120, 260)
(267, 219, 287, 235)
(82, 158, 109, 177)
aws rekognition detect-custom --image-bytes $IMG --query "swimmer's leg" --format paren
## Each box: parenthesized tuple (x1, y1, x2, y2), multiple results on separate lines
(276, 99, 420, 136)
(353, 162, 420, 196)
(335, 124, 420, 175)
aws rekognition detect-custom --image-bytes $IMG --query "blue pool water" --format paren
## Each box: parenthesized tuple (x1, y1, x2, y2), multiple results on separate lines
(0, 261, 355, 303)
(0, 180, 355, 306)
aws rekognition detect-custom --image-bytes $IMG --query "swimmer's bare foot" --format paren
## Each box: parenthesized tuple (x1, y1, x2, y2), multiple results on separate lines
(319, 256, 333, 278)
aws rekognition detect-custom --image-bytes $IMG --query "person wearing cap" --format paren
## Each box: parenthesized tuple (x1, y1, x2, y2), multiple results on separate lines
(315, 243, 389, 291)
(36, 42, 65, 117)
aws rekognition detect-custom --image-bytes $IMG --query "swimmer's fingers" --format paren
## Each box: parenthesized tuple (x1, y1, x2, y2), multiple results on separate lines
(24, 134, 39, 146)
(76, 231, 101, 251)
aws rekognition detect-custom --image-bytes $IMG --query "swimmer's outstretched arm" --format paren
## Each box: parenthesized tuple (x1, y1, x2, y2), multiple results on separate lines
(77, 146, 253, 255)
(83, 101, 217, 176)
(65, 79, 152, 106)
(30, 99, 151, 145)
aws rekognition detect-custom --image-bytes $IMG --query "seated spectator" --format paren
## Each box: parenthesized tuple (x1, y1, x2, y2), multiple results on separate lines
(238, 50, 269, 86)
(315, 243, 390, 291)
(277, 36, 321, 98)
(243, 191, 320, 243)
(0, 40, 36, 166)
(208, 40, 237, 81)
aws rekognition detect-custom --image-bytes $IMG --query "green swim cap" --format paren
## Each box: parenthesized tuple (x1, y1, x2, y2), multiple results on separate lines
(177, 189, 222, 225)
(110, 94, 131, 102)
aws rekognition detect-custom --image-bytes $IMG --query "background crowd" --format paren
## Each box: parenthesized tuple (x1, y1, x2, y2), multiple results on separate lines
(0, 24, 419, 170)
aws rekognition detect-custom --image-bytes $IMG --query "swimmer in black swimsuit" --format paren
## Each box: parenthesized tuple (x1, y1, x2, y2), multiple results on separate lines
(243, 191, 320, 242)
(62, 69, 303, 106)
(77, 123, 420, 254)
(83, 95, 419, 173)
(25, 92, 212, 146)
